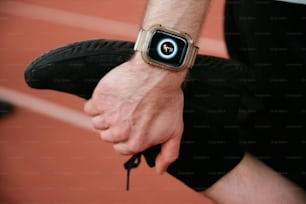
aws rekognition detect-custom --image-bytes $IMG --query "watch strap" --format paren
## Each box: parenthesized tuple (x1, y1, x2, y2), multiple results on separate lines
(133, 28, 147, 52)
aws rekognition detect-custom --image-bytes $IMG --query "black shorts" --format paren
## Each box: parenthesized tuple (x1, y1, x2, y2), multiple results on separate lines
(144, 0, 306, 191)
(224, 0, 306, 190)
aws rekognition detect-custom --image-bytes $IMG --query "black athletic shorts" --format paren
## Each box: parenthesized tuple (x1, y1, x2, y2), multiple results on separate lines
(144, 0, 306, 191)
(224, 0, 306, 190)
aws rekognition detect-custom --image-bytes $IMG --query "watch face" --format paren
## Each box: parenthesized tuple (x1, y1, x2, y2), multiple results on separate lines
(147, 30, 188, 68)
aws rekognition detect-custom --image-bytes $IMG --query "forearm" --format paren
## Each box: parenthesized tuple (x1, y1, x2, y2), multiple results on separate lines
(142, 0, 211, 41)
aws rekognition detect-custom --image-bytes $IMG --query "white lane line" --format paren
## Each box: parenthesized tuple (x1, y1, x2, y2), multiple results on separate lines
(0, 0, 139, 38)
(0, 86, 94, 132)
(0, 0, 227, 56)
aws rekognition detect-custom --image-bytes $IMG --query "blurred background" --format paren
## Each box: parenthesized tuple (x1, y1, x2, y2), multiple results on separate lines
(0, 1, 226, 203)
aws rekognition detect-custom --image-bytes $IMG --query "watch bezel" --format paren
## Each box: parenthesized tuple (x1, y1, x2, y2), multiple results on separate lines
(135, 25, 198, 71)
(146, 29, 189, 68)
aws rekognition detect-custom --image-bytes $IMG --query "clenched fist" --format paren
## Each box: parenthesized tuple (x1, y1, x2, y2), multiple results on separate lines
(84, 53, 187, 174)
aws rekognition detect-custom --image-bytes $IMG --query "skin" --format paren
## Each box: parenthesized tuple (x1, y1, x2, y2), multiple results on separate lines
(203, 153, 306, 204)
(84, 0, 306, 202)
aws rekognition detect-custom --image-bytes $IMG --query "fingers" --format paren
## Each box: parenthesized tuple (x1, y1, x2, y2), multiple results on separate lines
(113, 143, 134, 155)
(85, 99, 132, 148)
(98, 126, 130, 144)
(92, 115, 110, 130)
(84, 99, 101, 116)
(113, 139, 145, 156)
(98, 129, 114, 142)
(85, 97, 182, 172)
(155, 137, 181, 175)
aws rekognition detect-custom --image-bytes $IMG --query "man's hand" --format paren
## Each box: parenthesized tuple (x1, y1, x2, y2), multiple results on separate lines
(84, 54, 186, 174)
(84, 0, 210, 175)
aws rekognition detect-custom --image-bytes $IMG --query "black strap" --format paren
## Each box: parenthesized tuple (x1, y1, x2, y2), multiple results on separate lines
(124, 154, 141, 191)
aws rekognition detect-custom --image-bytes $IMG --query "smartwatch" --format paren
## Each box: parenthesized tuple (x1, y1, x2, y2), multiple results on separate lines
(133, 25, 199, 71)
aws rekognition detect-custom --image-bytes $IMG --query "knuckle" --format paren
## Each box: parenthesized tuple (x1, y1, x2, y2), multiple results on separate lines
(129, 140, 143, 154)
(99, 131, 113, 143)
(99, 131, 110, 142)
(83, 101, 92, 114)
(91, 117, 104, 129)
(99, 133, 107, 142)
(111, 127, 129, 141)
(113, 144, 131, 155)
(91, 115, 113, 130)
(91, 117, 100, 129)
(112, 140, 144, 155)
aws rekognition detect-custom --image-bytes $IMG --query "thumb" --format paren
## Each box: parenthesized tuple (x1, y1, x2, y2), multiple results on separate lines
(155, 137, 181, 175)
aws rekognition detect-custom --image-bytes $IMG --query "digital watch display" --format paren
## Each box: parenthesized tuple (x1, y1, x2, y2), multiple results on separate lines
(134, 25, 198, 71)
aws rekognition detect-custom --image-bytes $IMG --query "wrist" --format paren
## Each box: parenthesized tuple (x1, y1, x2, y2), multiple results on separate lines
(130, 51, 188, 87)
